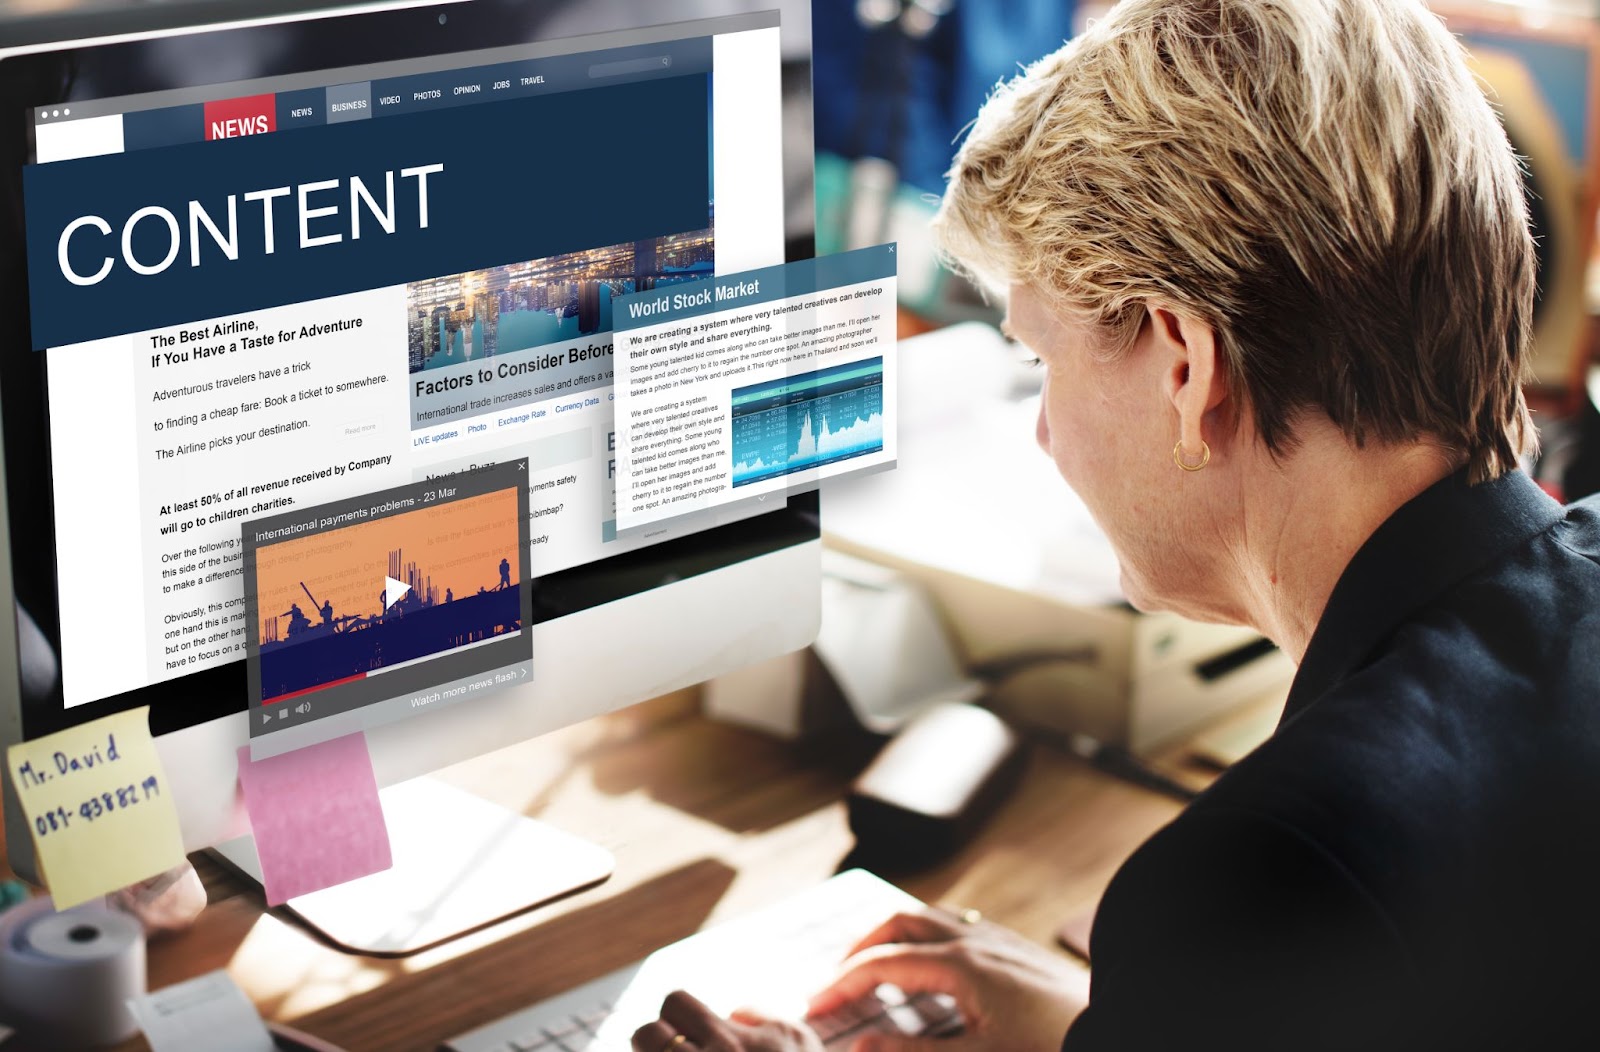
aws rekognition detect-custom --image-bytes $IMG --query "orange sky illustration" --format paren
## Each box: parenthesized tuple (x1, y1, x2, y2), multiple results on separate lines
(253, 489, 520, 645)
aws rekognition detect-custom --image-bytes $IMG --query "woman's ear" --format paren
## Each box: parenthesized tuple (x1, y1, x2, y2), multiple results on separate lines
(1150, 305, 1227, 460)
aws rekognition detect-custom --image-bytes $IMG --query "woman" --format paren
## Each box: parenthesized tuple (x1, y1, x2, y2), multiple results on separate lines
(636, 0, 1600, 1048)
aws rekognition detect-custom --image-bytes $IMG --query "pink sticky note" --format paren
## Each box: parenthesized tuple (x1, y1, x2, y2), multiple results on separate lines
(236, 734, 391, 906)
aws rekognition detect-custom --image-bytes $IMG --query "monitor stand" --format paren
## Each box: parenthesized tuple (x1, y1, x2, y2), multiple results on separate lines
(210, 778, 614, 957)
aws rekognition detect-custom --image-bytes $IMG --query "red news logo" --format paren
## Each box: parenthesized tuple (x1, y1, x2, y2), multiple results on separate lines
(205, 94, 276, 140)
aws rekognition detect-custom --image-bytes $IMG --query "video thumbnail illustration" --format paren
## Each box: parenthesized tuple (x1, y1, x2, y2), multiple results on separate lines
(406, 224, 715, 374)
(730, 358, 885, 487)
(252, 488, 522, 704)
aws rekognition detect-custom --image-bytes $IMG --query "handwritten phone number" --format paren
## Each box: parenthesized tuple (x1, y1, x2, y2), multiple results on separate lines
(32, 775, 162, 837)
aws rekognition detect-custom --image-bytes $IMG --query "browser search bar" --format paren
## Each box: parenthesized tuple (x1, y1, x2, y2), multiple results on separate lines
(588, 55, 673, 79)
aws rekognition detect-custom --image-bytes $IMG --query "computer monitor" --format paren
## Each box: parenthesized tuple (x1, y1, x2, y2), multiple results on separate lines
(0, 0, 821, 943)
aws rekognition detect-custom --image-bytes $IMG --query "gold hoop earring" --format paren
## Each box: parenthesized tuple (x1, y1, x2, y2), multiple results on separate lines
(1173, 439, 1210, 472)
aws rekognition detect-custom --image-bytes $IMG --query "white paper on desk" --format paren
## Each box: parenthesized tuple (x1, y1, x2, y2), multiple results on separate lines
(826, 320, 1125, 605)
(819, 551, 985, 732)
(827, 395, 1125, 606)
(127, 970, 275, 1052)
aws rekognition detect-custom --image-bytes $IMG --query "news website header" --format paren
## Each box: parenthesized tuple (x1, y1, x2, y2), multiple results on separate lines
(22, 65, 711, 350)
(32, 37, 712, 155)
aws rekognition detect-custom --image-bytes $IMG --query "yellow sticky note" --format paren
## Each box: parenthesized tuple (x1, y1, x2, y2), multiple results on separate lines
(5, 707, 185, 909)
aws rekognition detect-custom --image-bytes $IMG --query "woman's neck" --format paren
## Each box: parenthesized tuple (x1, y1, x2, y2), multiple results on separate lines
(1225, 428, 1463, 663)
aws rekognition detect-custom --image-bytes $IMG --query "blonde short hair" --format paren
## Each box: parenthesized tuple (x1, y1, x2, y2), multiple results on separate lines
(936, 0, 1536, 482)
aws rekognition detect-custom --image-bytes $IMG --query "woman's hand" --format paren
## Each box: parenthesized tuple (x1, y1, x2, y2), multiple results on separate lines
(632, 906, 1089, 1052)
(632, 991, 826, 1052)
(806, 907, 1090, 1051)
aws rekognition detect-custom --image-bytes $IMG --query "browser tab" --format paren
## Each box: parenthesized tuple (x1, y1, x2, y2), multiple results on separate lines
(373, 87, 406, 115)
(203, 93, 275, 140)
(446, 72, 488, 101)
(371, 73, 450, 115)
(123, 104, 204, 151)
(326, 82, 372, 124)
(277, 89, 324, 131)
(484, 63, 524, 99)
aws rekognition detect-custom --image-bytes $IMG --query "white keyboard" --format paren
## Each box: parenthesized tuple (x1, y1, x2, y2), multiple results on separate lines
(442, 870, 963, 1052)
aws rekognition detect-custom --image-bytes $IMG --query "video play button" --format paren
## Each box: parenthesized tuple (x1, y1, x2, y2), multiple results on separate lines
(384, 575, 411, 610)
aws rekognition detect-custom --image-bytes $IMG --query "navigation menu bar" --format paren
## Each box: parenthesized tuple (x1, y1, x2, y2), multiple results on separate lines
(116, 36, 710, 152)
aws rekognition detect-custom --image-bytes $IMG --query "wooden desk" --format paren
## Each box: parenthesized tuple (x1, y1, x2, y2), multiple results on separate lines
(1, 690, 1193, 1052)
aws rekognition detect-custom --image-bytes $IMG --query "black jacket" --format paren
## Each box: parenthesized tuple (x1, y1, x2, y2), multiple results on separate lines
(1063, 469, 1600, 1050)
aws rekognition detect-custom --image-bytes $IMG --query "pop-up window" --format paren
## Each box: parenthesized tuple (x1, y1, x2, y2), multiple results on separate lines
(242, 458, 532, 758)
(612, 245, 896, 531)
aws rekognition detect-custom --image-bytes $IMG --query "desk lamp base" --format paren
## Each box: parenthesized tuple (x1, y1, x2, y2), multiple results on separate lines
(211, 778, 613, 956)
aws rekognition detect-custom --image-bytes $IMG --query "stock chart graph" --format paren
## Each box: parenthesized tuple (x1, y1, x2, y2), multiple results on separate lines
(730, 358, 884, 487)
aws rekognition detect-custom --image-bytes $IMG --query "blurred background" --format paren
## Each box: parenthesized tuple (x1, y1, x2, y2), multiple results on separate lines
(811, 0, 1600, 499)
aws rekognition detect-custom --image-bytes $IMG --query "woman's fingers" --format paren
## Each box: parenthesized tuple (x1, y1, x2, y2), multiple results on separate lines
(807, 942, 970, 1018)
(727, 1008, 828, 1050)
(844, 909, 965, 959)
(661, 990, 730, 1045)
(632, 1019, 682, 1052)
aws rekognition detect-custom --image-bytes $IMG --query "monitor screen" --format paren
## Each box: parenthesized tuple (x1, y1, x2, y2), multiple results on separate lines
(0, 0, 819, 756)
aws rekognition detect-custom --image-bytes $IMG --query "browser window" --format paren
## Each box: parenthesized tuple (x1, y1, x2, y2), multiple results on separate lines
(24, 12, 786, 710)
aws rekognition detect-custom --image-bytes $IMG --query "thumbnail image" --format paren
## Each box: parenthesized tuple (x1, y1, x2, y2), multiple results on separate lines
(730, 358, 886, 487)
(254, 489, 523, 703)
(406, 224, 715, 374)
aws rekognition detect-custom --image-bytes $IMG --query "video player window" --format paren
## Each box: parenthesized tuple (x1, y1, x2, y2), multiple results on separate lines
(243, 460, 532, 757)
